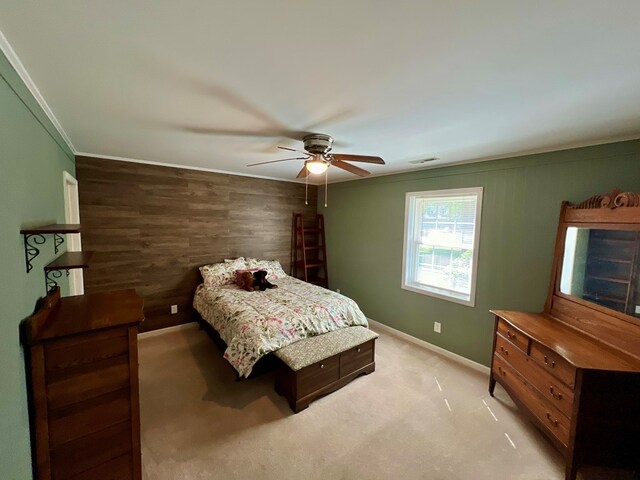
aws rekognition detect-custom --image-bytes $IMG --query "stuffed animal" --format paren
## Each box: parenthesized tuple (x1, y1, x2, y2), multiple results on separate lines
(240, 270, 278, 292)
(239, 272, 255, 292)
(253, 270, 278, 291)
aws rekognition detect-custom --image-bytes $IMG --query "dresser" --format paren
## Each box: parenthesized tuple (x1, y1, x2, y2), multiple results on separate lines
(23, 287, 144, 480)
(489, 190, 640, 480)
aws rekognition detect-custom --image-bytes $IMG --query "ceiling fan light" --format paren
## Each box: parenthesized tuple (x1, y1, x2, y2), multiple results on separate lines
(306, 159, 328, 174)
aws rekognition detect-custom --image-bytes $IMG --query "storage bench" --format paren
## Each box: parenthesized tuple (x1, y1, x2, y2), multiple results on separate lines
(274, 326, 378, 413)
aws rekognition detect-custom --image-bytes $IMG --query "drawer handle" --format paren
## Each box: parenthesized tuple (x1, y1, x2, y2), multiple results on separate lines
(320, 364, 325, 369)
(549, 386, 563, 400)
(546, 412, 559, 427)
(506, 330, 516, 341)
(357, 348, 361, 353)
(497, 366, 507, 376)
(543, 356, 555, 368)
(500, 346, 509, 356)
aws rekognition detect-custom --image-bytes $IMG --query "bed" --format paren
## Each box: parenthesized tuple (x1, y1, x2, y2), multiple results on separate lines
(193, 258, 369, 378)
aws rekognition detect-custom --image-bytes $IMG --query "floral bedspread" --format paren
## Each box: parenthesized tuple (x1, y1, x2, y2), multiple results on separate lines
(193, 276, 368, 377)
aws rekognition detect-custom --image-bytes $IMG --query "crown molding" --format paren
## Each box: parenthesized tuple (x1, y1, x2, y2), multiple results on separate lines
(75, 152, 318, 185)
(329, 134, 640, 184)
(0, 27, 76, 153)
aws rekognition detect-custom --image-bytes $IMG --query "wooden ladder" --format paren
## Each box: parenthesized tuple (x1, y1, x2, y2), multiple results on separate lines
(292, 213, 328, 288)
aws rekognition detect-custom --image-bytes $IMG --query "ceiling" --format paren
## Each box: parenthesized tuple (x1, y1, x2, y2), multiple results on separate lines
(1, 1, 640, 183)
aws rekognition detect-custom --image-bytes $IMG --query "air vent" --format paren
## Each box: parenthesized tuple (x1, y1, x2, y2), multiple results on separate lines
(409, 157, 439, 165)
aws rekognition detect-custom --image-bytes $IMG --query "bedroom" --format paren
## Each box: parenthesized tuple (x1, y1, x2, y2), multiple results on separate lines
(2, 2, 640, 479)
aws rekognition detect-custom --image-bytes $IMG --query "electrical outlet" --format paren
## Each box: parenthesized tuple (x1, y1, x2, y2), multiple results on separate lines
(434, 321, 441, 333)
(171, 305, 178, 314)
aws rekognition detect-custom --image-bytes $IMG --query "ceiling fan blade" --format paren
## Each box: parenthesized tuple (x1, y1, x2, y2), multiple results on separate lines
(246, 156, 308, 167)
(296, 165, 309, 178)
(331, 154, 385, 165)
(332, 160, 371, 177)
(278, 145, 310, 155)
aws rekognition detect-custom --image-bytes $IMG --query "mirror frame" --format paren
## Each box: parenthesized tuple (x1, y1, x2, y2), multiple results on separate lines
(546, 190, 640, 330)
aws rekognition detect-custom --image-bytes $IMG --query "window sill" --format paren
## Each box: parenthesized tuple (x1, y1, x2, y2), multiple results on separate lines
(401, 282, 475, 307)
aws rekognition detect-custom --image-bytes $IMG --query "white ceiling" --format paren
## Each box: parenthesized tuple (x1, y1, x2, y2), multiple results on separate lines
(1, 1, 640, 183)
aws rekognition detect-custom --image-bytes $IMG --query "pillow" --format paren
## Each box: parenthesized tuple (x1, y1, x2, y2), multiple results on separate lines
(200, 258, 246, 287)
(224, 257, 246, 265)
(245, 258, 287, 280)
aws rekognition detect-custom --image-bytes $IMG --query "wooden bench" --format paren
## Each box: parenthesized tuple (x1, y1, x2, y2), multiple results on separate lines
(274, 326, 378, 413)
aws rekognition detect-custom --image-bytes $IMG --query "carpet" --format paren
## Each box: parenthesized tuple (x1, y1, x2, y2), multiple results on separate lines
(138, 324, 637, 480)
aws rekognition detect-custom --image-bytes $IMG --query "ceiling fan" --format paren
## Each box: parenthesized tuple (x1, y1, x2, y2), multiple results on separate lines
(246, 134, 385, 178)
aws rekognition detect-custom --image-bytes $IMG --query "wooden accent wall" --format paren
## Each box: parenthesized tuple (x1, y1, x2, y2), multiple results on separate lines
(76, 156, 317, 332)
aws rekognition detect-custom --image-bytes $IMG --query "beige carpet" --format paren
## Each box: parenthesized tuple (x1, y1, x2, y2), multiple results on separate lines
(138, 325, 637, 480)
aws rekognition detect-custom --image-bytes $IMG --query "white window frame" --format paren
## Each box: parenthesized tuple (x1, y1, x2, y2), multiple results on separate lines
(401, 187, 483, 307)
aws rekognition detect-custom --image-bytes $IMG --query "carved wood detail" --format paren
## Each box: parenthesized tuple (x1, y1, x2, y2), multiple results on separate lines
(570, 189, 640, 209)
(614, 191, 640, 208)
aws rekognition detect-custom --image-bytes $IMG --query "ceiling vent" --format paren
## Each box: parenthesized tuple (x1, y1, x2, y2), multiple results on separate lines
(408, 157, 439, 165)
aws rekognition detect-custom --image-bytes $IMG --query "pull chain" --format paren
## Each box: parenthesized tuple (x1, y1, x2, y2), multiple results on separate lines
(305, 168, 308, 205)
(324, 167, 328, 207)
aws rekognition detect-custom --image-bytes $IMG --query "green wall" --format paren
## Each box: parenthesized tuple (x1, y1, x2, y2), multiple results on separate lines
(322, 140, 640, 366)
(0, 50, 74, 479)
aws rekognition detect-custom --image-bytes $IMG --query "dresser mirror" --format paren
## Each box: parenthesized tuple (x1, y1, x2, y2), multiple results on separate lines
(559, 226, 640, 318)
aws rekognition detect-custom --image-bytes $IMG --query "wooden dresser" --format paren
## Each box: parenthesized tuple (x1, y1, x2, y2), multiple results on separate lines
(489, 190, 640, 480)
(23, 287, 144, 480)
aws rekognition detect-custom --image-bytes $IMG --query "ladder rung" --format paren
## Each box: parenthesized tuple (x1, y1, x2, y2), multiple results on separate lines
(309, 278, 326, 285)
(304, 246, 320, 250)
(305, 263, 324, 268)
(303, 228, 319, 232)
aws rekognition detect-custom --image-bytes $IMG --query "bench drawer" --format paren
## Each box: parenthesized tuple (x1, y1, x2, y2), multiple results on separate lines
(340, 340, 374, 376)
(297, 354, 340, 398)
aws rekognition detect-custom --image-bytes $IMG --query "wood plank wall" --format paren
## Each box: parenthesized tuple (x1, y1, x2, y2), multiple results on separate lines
(76, 156, 317, 332)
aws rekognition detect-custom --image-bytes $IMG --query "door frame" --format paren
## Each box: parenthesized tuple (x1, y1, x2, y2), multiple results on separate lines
(63, 171, 84, 295)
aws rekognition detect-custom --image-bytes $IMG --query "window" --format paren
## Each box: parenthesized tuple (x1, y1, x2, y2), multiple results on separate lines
(402, 187, 483, 306)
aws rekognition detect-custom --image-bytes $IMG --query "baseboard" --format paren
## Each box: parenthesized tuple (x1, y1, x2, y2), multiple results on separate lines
(138, 322, 198, 338)
(137, 318, 489, 374)
(367, 318, 490, 374)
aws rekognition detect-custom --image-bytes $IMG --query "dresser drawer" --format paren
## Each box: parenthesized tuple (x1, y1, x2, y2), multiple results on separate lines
(497, 319, 530, 353)
(45, 327, 129, 372)
(50, 420, 132, 479)
(340, 340, 374, 376)
(71, 452, 133, 480)
(494, 336, 574, 417)
(530, 342, 576, 389)
(297, 354, 340, 398)
(48, 388, 131, 447)
(47, 356, 131, 410)
(493, 356, 571, 446)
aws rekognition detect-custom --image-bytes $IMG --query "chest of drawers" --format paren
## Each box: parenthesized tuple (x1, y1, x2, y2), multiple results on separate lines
(23, 287, 144, 480)
(489, 311, 640, 480)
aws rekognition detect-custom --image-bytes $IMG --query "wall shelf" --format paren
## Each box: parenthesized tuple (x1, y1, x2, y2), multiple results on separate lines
(20, 224, 82, 234)
(20, 224, 82, 273)
(20, 223, 89, 292)
(43, 251, 92, 292)
(44, 251, 92, 271)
